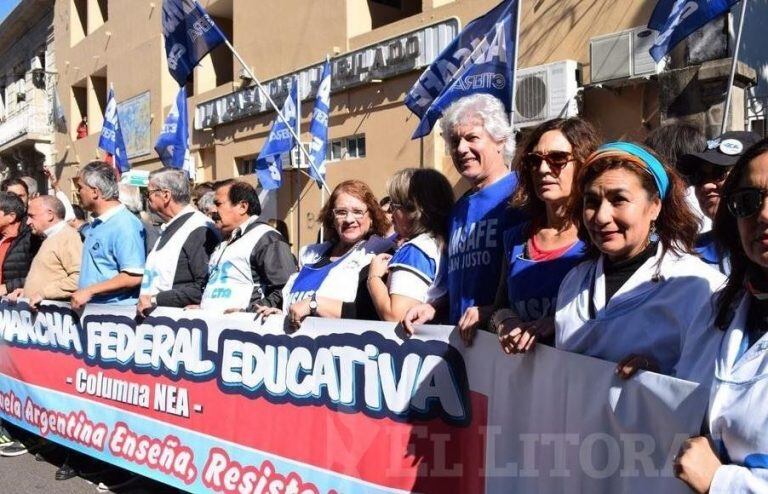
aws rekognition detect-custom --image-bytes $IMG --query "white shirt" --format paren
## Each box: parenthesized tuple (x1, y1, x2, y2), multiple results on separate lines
(555, 244, 726, 379)
(43, 220, 67, 238)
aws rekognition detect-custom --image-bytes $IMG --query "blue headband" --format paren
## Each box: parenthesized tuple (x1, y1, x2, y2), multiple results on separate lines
(593, 141, 669, 198)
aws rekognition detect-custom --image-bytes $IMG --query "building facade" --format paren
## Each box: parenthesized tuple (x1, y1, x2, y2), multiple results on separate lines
(0, 0, 56, 192)
(48, 0, 760, 252)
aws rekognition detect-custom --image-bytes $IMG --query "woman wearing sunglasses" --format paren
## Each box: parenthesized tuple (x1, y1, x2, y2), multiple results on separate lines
(367, 168, 454, 321)
(475, 118, 598, 351)
(255, 180, 393, 328)
(554, 142, 725, 380)
(674, 138, 768, 493)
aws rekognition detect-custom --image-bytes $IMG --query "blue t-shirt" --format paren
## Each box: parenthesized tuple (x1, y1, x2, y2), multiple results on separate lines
(79, 205, 147, 305)
(504, 222, 586, 322)
(446, 173, 525, 323)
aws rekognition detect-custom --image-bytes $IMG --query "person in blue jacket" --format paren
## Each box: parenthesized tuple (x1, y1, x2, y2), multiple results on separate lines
(675, 138, 768, 493)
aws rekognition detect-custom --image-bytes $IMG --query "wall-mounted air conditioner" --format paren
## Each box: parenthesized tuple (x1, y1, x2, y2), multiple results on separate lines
(514, 60, 581, 128)
(590, 26, 658, 84)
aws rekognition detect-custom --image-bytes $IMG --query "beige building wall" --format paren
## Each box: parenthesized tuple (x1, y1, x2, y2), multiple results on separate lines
(53, 0, 662, 252)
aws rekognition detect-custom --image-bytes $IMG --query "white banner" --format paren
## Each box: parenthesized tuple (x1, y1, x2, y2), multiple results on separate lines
(0, 301, 707, 493)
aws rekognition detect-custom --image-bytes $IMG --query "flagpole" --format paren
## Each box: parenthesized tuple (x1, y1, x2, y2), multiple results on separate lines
(295, 78, 302, 251)
(721, 0, 748, 134)
(221, 38, 331, 195)
(509, 0, 522, 138)
(319, 55, 330, 245)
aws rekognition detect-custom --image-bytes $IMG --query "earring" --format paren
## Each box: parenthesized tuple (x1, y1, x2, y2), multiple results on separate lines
(649, 220, 659, 243)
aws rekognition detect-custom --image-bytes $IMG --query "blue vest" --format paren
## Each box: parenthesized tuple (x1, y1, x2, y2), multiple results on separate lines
(446, 173, 524, 323)
(504, 223, 586, 322)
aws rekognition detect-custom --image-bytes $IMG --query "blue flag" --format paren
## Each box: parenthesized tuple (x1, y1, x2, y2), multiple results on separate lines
(648, 0, 738, 62)
(155, 87, 194, 179)
(98, 86, 130, 173)
(308, 61, 331, 185)
(255, 80, 299, 190)
(405, 0, 518, 139)
(161, 0, 227, 86)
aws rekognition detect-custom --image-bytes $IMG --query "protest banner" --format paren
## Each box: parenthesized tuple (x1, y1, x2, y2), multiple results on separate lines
(0, 300, 705, 493)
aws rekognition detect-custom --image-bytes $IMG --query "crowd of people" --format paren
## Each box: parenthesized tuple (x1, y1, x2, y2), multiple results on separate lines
(0, 91, 765, 491)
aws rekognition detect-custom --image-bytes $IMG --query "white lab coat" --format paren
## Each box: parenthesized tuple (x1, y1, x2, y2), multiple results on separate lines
(555, 244, 726, 380)
(709, 293, 768, 493)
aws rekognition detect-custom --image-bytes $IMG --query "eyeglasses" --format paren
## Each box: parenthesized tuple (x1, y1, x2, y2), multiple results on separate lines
(726, 188, 768, 218)
(690, 166, 730, 187)
(389, 202, 407, 211)
(522, 151, 574, 174)
(147, 188, 165, 195)
(332, 208, 368, 219)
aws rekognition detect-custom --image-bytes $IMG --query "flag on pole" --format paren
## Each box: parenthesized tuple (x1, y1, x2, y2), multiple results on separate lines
(98, 86, 130, 175)
(154, 86, 195, 179)
(648, 0, 739, 62)
(307, 61, 331, 185)
(51, 88, 67, 133)
(404, 0, 519, 139)
(161, 0, 227, 86)
(255, 80, 299, 190)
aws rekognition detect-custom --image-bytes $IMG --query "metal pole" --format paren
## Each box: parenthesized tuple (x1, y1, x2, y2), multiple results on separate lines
(295, 79, 302, 251)
(509, 0, 523, 132)
(721, 0, 748, 134)
(221, 38, 332, 195)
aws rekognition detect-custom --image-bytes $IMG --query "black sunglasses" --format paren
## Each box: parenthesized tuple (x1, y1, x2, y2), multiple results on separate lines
(522, 151, 574, 174)
(726, 188, 768, 218)
(690, 166, 730, 187)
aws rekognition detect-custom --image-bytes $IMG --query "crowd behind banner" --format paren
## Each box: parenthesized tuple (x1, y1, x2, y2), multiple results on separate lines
(0, 92, 766, 492)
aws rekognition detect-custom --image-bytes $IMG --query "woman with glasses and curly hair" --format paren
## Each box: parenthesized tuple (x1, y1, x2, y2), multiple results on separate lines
(674, 138, 768, 493)
(367, 168, 454, 322)
(256, 180, 393, 328)
(460, 117, 598, 349)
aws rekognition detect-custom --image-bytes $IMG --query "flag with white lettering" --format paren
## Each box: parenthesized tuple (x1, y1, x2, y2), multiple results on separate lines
(648, 0, 739, 62)
(161, 0, 227, 86)
(98, 86, 130, 174)
(307, 61, 331, 185)
(255, 80, 298, 190)
(154, 87, 195, 179)
(404, 0, 518, 139)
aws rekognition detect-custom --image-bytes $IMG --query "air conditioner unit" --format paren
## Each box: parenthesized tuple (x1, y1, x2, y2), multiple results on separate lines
(514, 60, 581, 128)
(590, 26, 658, 84)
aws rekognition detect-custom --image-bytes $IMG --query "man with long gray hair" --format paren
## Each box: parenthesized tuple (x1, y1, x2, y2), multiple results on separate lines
(137, 168, 219, 316)
(71, 161, 146, 309)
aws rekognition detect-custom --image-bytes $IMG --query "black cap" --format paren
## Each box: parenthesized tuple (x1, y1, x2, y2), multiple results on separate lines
(682, 131, 762, 168)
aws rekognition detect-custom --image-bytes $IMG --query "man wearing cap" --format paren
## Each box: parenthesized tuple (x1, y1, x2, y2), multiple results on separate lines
(681, 131, 761, 274)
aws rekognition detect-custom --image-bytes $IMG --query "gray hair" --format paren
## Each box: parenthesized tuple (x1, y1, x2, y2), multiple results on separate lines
(118, 184, 143, 213)
(149, 168, 191, 205)
(20, 176, 38, 196)
(439, 93, 516, 163)
(79, 161, 119, 200)
(197, 190, 215, 213)
(34, 195, 66, 219)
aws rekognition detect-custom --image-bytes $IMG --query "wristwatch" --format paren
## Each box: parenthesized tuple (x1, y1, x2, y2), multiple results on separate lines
(308, 293, 318, 316)
(150, 295, 158, 307)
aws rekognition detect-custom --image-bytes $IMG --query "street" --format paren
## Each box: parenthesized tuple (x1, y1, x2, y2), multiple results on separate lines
(0, 446, 184, 494)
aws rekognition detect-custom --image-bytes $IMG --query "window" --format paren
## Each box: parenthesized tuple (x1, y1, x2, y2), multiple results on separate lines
(237, 157, 255, 176)
(326, 135, 366, 162)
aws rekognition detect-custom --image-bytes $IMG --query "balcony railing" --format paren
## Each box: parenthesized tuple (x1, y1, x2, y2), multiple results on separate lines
(0, 103, 53, 148)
